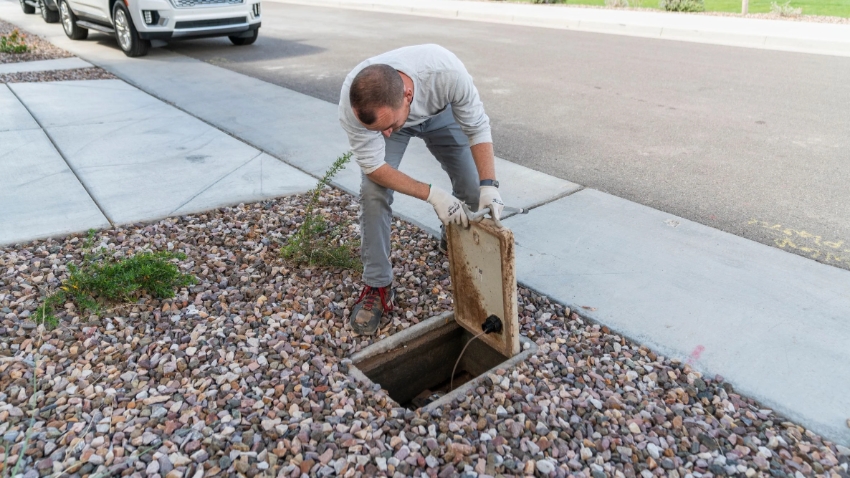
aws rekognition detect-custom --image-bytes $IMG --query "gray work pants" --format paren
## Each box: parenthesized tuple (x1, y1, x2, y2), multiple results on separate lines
(360, 107, 480, 287)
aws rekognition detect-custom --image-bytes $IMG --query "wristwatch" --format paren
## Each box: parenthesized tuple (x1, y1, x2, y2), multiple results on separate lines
(480, 179, 499, 188)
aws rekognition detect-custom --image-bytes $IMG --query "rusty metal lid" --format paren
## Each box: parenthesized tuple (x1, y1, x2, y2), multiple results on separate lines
(446, 219, 520, 358)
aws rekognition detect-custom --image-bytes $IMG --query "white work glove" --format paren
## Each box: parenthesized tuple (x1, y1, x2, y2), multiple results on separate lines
(478, 186, 504, 220)
(427, 185, 469, 227)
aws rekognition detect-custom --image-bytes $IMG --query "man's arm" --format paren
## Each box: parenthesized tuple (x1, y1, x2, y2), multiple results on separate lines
(368, 163, 468, 226)
(366, 164, 431, 200)
(471, 142, 495, 181)
(367, 142, 495, 201)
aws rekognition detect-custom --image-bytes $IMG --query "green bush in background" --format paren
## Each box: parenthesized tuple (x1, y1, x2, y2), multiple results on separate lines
(0, 29, 28, 54)
(660, 0, 706, 11)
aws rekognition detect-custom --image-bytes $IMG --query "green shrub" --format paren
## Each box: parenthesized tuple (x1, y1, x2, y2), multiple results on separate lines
(35, 231, 195, 327)
(281, 153, 361, 271)
(660, 0, 705, 11)
(0, 29, 28, 54)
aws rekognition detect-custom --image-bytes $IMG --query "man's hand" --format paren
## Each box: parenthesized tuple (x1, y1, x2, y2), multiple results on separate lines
(427, 186, 469, 227)
(478, 186, 504, 220)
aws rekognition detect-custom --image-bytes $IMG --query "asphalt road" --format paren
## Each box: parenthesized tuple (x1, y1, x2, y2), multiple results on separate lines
(166, 3, 850, 270)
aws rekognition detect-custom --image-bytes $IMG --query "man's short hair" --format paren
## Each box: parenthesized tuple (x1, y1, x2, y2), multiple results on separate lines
(350, 64, 404, 125)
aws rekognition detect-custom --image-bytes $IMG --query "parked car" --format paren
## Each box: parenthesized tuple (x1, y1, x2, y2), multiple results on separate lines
(20, 0, 60, 24)
(55, 0, 260, 57)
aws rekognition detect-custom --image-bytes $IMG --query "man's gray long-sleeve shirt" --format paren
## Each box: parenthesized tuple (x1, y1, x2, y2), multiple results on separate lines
(339, 44, 492, 175)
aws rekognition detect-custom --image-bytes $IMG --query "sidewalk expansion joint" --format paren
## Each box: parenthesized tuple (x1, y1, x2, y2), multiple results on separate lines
(6, 84, 115, 227)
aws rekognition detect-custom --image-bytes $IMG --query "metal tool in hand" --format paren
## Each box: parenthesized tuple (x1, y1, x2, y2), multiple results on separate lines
(462, 204, 529, 228)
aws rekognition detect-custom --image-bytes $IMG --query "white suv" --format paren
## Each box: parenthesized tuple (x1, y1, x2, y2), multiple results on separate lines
(57, 0, 260, 56)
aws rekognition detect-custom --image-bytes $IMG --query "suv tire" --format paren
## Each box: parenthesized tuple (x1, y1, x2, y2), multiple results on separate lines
(20, 0, 36, 14)
(229, 29, 258, 46)
(40, 0, 60, 23)
(113, 2, 149, 57)
(59, 0, 88, 39)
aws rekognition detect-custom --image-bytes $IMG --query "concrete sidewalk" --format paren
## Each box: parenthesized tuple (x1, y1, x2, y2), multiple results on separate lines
(1, 84, 109, 244)
(2, 0, 849, 446)
(268, 0, 850, 57)
(1, 57, 317, 243)
(0, 57, 91, 74)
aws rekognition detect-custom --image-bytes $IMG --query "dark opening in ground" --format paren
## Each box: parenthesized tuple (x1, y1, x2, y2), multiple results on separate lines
(353, 319, 509, 410)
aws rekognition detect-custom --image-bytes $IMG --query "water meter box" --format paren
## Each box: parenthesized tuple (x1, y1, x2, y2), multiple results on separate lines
(348, 312, 537, 412)
(348, 219, 532, 411)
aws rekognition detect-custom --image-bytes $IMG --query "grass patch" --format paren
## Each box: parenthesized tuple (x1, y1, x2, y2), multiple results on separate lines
(0, 29, 28, 54)
(505, 0, 850, 16)
(706, 0, 847, 14)
(280, 152, 362, 271)
(34, 231, 195, 327)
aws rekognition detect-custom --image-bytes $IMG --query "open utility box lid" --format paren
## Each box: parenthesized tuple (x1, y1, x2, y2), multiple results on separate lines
(446, 219, 520, 358)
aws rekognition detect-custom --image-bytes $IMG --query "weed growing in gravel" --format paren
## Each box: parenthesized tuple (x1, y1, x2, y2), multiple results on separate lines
(2, 313, 44, 478)
(4, 359, 38, 477)
(34, 230, 195, 327)
(0, 29, 28, 54)
(281, 152, 362, 271)
(770, 0, 802, 15)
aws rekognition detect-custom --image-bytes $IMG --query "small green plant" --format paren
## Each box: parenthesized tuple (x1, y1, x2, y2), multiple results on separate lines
(281, 152, 361, 270)
(34, 230, 195, 327)
(770, 0, 802, 15)
(605, 0, 630, 7)
(0, 29, 28, 54)
(660, 0, 705, 11)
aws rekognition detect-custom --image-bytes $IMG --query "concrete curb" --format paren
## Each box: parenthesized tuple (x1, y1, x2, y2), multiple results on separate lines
(267, 0, 850, 57)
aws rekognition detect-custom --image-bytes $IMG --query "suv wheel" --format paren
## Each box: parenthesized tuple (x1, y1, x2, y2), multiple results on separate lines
(59, 0, 88, 39)
(20, 0, 36, 14)
(113, 2, 149, 57)
(40, 0, 60, 23)
(229, 29, 258, 46)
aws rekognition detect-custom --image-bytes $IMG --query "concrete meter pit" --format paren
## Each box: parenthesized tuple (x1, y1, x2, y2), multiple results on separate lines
(348, 312, 537, 413)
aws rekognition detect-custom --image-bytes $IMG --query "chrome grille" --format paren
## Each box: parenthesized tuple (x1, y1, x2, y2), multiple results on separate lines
(169, 0, 243, 8)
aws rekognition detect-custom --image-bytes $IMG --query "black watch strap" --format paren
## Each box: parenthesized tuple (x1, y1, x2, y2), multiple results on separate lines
(480, 179, 499, 188)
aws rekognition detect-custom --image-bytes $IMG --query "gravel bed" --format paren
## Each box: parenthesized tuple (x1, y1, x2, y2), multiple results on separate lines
(2, 188, 849, 478)
(0, 67, 118, 84)
(0, 20, 74, 64)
